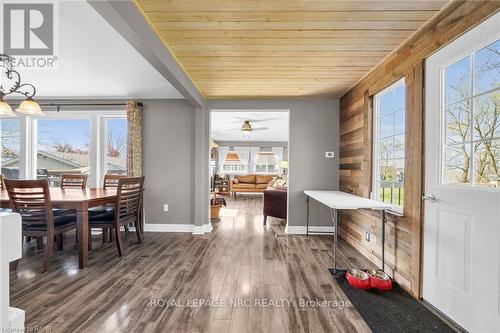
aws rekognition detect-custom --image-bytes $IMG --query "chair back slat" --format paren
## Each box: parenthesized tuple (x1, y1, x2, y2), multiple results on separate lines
(116, 177, 144, 222)
(60, 174, 88, 189)
(103, 174, 125, 189)
(0, 174, 4, 190)
(4, 179, 53, 226)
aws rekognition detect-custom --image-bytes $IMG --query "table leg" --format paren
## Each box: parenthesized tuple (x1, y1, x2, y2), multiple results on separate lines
(76, 203, 89, 269)
(381, 209, 386, 272)
(306, 196, 310, 236)
(329, 207, 338, 274)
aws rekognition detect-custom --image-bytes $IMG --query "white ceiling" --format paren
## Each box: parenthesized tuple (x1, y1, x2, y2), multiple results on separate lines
(211, 111, 289, 142)
(3, 1, 183, 99)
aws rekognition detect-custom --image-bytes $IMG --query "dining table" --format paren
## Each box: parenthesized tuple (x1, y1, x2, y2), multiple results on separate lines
(0, 187, 118, 269)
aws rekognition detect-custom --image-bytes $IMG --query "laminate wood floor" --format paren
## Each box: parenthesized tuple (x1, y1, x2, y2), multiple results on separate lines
(10, 195, 375, 333)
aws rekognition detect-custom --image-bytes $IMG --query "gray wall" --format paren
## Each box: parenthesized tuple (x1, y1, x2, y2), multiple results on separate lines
(143, 99, 195, 224)
(208, 99, 339, 227)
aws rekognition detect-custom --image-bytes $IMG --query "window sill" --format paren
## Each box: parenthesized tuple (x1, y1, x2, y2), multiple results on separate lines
(385, 209, 404, 217)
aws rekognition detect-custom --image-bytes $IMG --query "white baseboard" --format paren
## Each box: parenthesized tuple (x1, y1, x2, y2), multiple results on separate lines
(192, 223, 213, 235)
(143, 222, 213, 235)
(285, 225, 335, 235)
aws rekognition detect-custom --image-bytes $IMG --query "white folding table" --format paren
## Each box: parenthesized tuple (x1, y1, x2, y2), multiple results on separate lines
(304, 190, 391, 275)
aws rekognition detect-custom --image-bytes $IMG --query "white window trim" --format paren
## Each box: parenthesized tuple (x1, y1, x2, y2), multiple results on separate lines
(9, 109, 125, 187)
(438, 35, 500, 190)
(372, 78, 406, 214)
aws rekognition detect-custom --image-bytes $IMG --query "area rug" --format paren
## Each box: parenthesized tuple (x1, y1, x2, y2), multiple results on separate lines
(333, 272, 456, 333)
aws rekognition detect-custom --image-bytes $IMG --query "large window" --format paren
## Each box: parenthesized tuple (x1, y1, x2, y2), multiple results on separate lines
(105, 118, 127, 176)
(37, 118, 90, 187)
(442, 39, 499, 187)
(373, 79, 405, 212)
(254, 151, 277, 173)
(0, 118, 21, 179)
(0, 110, 126, 187)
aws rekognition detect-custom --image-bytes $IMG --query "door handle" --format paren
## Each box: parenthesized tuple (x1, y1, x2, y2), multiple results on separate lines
(422, 194, 437, 202)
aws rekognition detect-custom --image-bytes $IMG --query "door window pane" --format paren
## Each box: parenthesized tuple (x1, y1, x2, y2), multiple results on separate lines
(442, 38, 499, 188)
(445, 56, 471, 105)
(0, 118, 21, 179)
(105, 118, 127, 176)
(37, 119, 90, 186)
(473, 92, 500, 141)
(444, 144, 471, 184)
(445, 101, 472, 144)
(473, 140, 499, 186)
(474, 40, 500, 95)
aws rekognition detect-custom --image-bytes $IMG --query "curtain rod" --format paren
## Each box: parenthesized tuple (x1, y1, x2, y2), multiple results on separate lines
(7, 102, 143, 108)
(39, 102, 143, 107)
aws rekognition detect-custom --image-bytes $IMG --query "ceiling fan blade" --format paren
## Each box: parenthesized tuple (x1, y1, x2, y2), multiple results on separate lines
(252, 127, 269, 131)
(224, 128, 242, 131)
(230, 117, 279, 123)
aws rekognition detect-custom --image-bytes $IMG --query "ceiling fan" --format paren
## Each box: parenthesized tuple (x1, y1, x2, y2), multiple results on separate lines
(225, 120, 269, 133)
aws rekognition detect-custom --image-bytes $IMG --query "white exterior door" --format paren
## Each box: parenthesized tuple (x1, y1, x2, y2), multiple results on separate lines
(423, 13, 500, 333)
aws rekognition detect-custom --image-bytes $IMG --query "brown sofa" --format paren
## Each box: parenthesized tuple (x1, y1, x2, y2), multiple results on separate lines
(263, 189, 287, 225)
(230, 174, 274, 196)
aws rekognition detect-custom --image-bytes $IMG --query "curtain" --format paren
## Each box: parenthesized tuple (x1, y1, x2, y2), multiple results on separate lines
(249, 147, 260, 173)
(217, 146, 229, 174)
(126, 100, 142, 177)
(272, 147, 284, 166)
(234, 147, 250, 172)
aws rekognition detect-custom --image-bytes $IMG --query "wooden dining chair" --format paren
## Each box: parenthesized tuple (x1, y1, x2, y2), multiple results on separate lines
(103, 174, 125, 189)
(60, 174, 88, 189)
(88, 177, 144, 257)
(0, 174, 4, 190)
(87, 174, 126, 245)
(4, 179, 78, 272)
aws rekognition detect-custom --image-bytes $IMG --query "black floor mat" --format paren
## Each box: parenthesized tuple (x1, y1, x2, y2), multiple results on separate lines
(333, 271, 456, 333)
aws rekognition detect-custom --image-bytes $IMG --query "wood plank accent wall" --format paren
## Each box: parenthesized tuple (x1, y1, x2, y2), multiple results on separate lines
(338, 0, 500, 298)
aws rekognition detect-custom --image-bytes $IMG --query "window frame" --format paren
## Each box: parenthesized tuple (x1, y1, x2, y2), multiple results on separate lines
(6, 109, 126, 187)
(439, 37, 500, 189)
(372, 78, 406, 214)
(0, 117, 23, 179)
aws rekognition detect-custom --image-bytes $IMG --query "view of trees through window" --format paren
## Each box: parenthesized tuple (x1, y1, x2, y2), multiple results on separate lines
(0, 114, 126, 186)
(37, 119, 90, 186)
(0, 118, 21, 179)
(105, 118, 127, 176)
(374, 79, 405, 211)
(444, 39, 499, 187)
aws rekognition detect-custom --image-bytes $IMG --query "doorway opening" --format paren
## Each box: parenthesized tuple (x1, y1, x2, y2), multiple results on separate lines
(209, 109, 290, 229)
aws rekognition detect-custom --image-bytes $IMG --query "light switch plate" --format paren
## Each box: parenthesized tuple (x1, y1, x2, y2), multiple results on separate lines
(325, 151, 335, 158)
(163, 204, 169, 212)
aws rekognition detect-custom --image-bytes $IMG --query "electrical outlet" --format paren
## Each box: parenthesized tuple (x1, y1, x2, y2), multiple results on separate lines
(325, 151, 335, 158)
(163, 204, 169, 212)
(365, 231, 370, 242)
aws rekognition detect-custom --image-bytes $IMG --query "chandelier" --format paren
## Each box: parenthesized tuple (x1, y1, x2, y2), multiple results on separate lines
(0, 54, 44, 117)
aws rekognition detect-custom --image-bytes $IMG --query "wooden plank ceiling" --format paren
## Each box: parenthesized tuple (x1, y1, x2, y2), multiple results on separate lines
(133, 0, 450, 99)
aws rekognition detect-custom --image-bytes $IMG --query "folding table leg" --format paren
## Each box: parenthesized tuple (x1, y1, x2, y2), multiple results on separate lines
(381, 209, 386, 272)
(329, 207, 339, 274)
(306, 196, 310, 236)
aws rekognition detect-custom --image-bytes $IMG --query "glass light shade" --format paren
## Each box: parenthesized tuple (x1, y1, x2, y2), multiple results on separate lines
(225, 151, 241, 162)
(0, 99, 15, 117)
(15, 97, 44, 116)
(279, 160, 289, 169)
